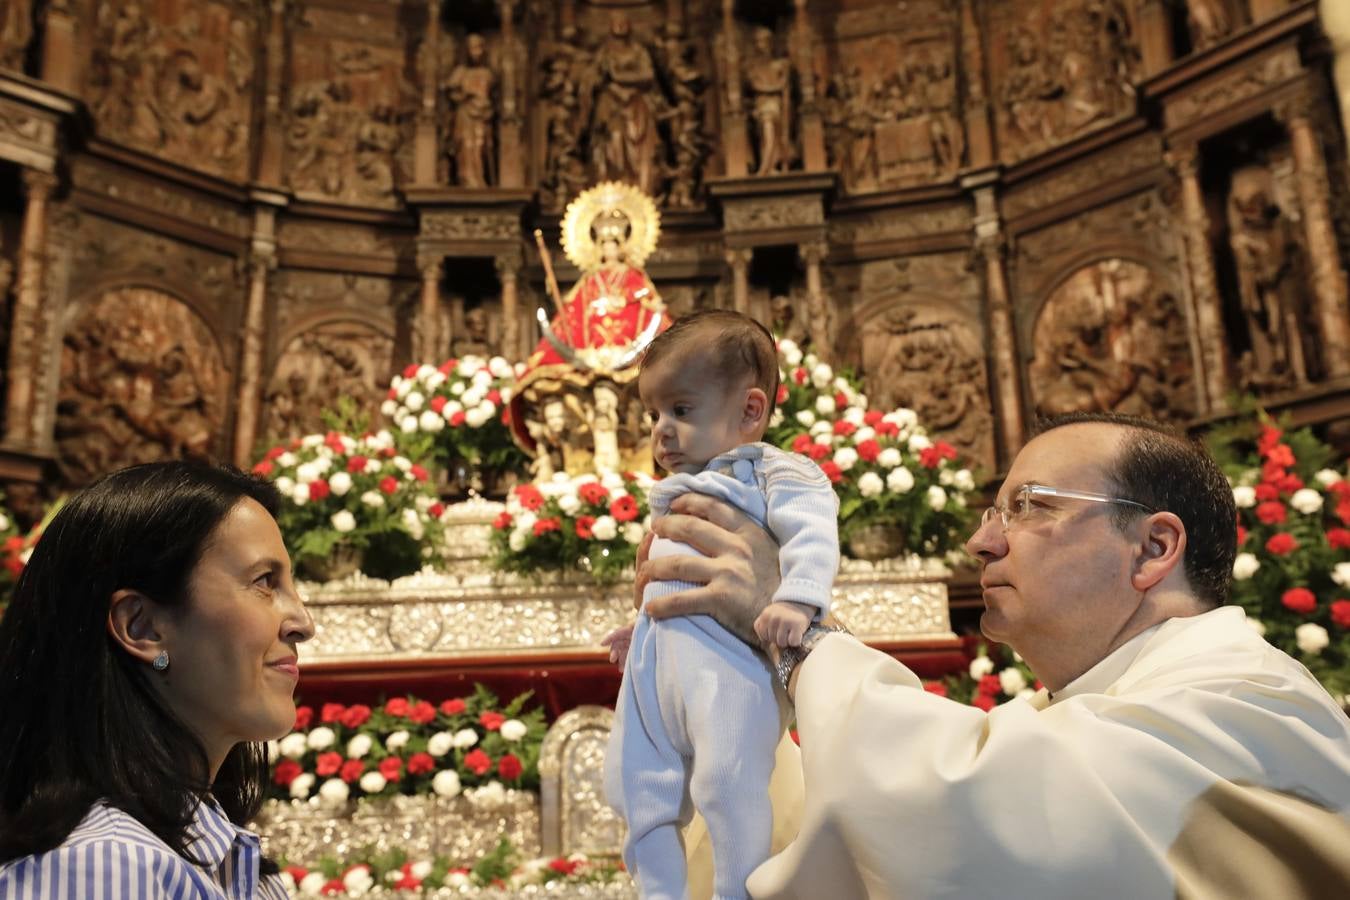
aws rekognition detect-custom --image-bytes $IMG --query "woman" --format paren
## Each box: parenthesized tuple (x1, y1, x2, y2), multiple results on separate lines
(0, 461, 313, 897)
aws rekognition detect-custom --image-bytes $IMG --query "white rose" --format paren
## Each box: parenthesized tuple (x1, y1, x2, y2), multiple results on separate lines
(558, 493, 581, 515)
(939, 469, 954, 486)
(446, 872, 472, 888)
(622, 522, 645, 545)
(400, 415, 418, 434)
(1315, 468, 1342, 487)
(877, 447, 902, 469)
(412, 861, 433, 880)
(343, 866, 374, 895)
(281, 872, 297, 894)
(857, 472, 884, 498)
(402, 507, 424, 541)
(998, 667, 1027, 696)
(385, 730, 410, 752)
(360, 490, 385, 509)
(954, 469, 975, 492)
(843, 405, 866, 426)
(295, 462, 319, 484)
(266, 740, 280, 762)
(427, 731, 454, 758)
(277, 451, 297, 467)
(1290, 488, 1324, 515)
(508, 529, 528, 552)
(364, 458, 381, 474)
(926, 485, 948, 510)
(592, 515, 618, 541)
(289, 772, 315, 799)
(330, 510, 357, 533)
(426, 370, 447, 390)
(306, 726, 336, 750)
(1232, 552, 1261, 581)
(784, 344, 803, 366)
(815, 395, 836, 415)
(810, 420, 833, 437)
(416, 363, 435, 379)
(887, 466, 915, 494)
(291, 483, 310, 505)
(465, 406, 491, 428)
(795, 409, 816, 427)
(1246, 617, 1267, 637)
(462, 387, 485, 408)
(274, 476, 295, 496)
(811, 363, 833, 388)
(405, 391, 425, 412)
(358, 771, 387, 794)
(500, 719, 528, 742)
(318, 777, 350, 807)
(1295, 623, 1330, 656)
(968, 655, 995, 679)
(449, 380, 464, 396)
(419, 410, 445, 433)
(1332, 562, 1350, 588)
(852, 426, 876, 444)
(442, 399, 463, 420)
(300, 872, 328, 895)
(311, 456, 332, 474)
(346, 734, 373, 759)
(328, 471, 353, 496)
(488, 355, 512, 377)
(833, 447, 858, 471)
(380, 399, 397, 418)
(279, 733, 309, 760)
(470, 780, 506, 807)
(1232, 485, 1256, 508)
(907, 433, 932, 453)
(432, 769, 462, 798)
(471, 368, 492, 387)
(453, 727, 479, 749)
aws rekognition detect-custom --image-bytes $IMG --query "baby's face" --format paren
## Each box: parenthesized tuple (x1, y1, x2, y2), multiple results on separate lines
(639, 353, 750, 475)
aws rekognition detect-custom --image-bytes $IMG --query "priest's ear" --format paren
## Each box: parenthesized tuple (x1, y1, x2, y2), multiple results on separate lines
(741, 387, 769, 433)
(1130, 511, 1186, 592)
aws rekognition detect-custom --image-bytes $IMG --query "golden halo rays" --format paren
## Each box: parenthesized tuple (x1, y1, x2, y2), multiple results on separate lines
(560, 181, 661, 271)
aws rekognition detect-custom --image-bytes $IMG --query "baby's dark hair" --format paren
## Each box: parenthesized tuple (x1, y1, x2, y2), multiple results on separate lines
(641, 309, 780, 402)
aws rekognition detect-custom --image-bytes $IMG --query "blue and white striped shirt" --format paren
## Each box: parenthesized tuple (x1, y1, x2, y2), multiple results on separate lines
(0, 799, 289, 899)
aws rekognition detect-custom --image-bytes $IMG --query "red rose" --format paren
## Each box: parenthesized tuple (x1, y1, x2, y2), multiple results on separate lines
(919, 447, 942, 469)
(265, 446, 286, 461)
(409, 701, 437, 725)
(514, 484, 545, 510)
(429, 396, 447, 413)
(806, 443, 830, 461)
(575, 515, 596, 539)
(833, 420, 856, 437)
(440, 698, 467, 715)
(378, 756, 403, 782)
(346, 455, 368, 473)
(1331, 481, 1350, 499)
(970, 693, 996, 712)
(533, 517, 560, 536)
(1330, 600, 1350, 629)
(1255, 501, 1286, 525)
(863, 410, 883, 426)
(385, 697, 410, 717)
(1265, 444, 1296, 468)
(1257, 424, 1283, 455)
(792, 367, 807, 385)
(450, 410, 466, 426)
(497, 753, 523, 780)
(776, 384, 789, 404)
(1339, 498, 1350, 526)
(324, 431, 346, 452)
(322, 879, 345, 894)
(3, 536, 23, 553)
(387, 386, 398, 400)
(315, 752, 342, 776)
(791, 433, 813, 454)
(923, 681, 947, 696)
(251, 460, 274, 476)
(856, 439, 881, 463)
(834, 390, 849, 409)
(1281, 587, 1317, 615)
(340, 704, 371, 728)
(3, 557, 22, 577)
(548, 859, 579, 876)
(438, 358, 457, 374)
(321, 703, 346, 724)
(428, 502, 445, 518)
(379, 475, 399, 494)
(819, 461, 842, 483)
(307, 479, 331, 501)
(409, 464, 429, 482)
(978, 674, 1001, 695)
(402, 363, 419, 378)
(1236, 525, 1247, 546)
(876, 420, 899, 437)
(293, 706, 314, 730)
(273, 760, 302, 786)
(1265, 532, 1298, 555)
(285, 866, 308, 883)
(407, 752, 436, 776)
(479, 711, 505, 731)
(493, 511, 513, 530)
(579, 482, 610, 505)
(463, 749, 492, 775)
(1329, 528, 1350, 550)
(339, 759, 365, 783)
(610, 495, 639, 522)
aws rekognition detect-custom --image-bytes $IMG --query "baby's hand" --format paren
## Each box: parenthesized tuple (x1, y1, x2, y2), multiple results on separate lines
(600, 622, 636, 670)
(754, 601, 814, 648)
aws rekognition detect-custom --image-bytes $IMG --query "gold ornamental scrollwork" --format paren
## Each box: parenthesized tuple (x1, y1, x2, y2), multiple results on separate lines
(561, 181, 661, 271)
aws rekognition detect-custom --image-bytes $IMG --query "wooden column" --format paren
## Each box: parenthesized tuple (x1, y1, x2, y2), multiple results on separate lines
(39, 1, 79, 92)
(418, 255, 443, 362)
(1280, 99, 1350, 377)
(958, 0, 994, 167)
(799, 240, 831, 352)
(233, 201, 281, 466)
(1168, 146, 1231, 410)
(725, 248, 751, 314)
(791, 0, 825, 171)
(3, 169, 56, 450)
(255, 0, 290, 186)
(497, 0, 524, 187)
(495, 252, 522, 360)
(720, 0, 749, 177)
(1135, 0, 1175, 77)
(413, 1, 441, 186)
(966, 177, 1024, 460)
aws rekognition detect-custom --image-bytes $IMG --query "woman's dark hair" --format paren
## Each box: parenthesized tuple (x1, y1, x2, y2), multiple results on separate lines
(0, 461, 284, 868)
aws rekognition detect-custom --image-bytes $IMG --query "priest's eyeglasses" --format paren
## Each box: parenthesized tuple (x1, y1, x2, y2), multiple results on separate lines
(981, 483, 1155, 532)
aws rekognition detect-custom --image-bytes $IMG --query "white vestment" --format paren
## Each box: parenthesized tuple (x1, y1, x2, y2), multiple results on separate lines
(748, 606, 1350, 899)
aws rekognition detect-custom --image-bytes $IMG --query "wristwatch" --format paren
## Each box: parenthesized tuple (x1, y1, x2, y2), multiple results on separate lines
(775, 623, 852, 692)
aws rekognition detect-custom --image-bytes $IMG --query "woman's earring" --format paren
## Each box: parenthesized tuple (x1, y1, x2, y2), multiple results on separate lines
(152, 651, 169, 672)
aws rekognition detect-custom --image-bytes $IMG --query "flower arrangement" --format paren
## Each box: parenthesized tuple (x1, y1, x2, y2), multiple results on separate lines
(268, 686, 546, 805)
(489, 472, 653, 583)
(767, 339, 979, 558)
(1207, 410, 1350, 698)
(280, 842, 626, 896)
(928, 644, 1042, 711)
(0, 493, 51, 614)
(381, 357, 530, 479)
(251, 429, 448, 581)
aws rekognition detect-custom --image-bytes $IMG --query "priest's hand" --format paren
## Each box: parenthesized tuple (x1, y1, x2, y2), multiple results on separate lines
(638, 492, 781, 646)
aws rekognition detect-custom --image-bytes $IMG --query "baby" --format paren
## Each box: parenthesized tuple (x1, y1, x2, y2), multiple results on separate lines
(603, 309, 840, 900)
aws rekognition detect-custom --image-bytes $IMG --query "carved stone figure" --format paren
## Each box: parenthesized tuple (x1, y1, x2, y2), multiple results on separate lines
(770, 295, 810, 348)
(660, 37, 709, 208)
(55, 288, 226, 486)
(0, 0, 33, 70)
(582, 12, 663, 195)
(1228, 165, 1315, 390)
(538, 41, 592, 208)
(1187, 0, 1233, 51)
(288, 81, 348, 197)
(452, 306, 495, 358)
(744, 27, 793, 176)
(263, 324, 395, 440)
(444, 33, 497, 188)
(524, 397, 572, 479)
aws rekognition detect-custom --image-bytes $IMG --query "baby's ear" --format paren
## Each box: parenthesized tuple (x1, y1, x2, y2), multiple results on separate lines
(742, 387, 768, 429)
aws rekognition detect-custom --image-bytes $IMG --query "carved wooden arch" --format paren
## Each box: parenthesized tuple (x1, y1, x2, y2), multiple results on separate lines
(62, 275, 232, 364)
(270, 308, 398, 369)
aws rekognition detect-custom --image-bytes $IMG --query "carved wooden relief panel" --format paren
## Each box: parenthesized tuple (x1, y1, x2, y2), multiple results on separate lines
(262, 320, 395, 441)
(1028, 259, 1196, 422)
(56, 288, 227, 485)
(85, 1, 256, 180)
(0, 0, 34, 71)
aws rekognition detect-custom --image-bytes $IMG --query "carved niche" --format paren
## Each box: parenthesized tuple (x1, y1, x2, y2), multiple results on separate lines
(85, 1, 256, 181)
(1029, 259, 1196, 422)
(55, 288, 228, 486)
(991, 0, 1139, 163)
(286, 4, 414, 206)
(823, 8, 965, 192)
(262, 320, 395, 441)
(440, 30, 501, 188)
